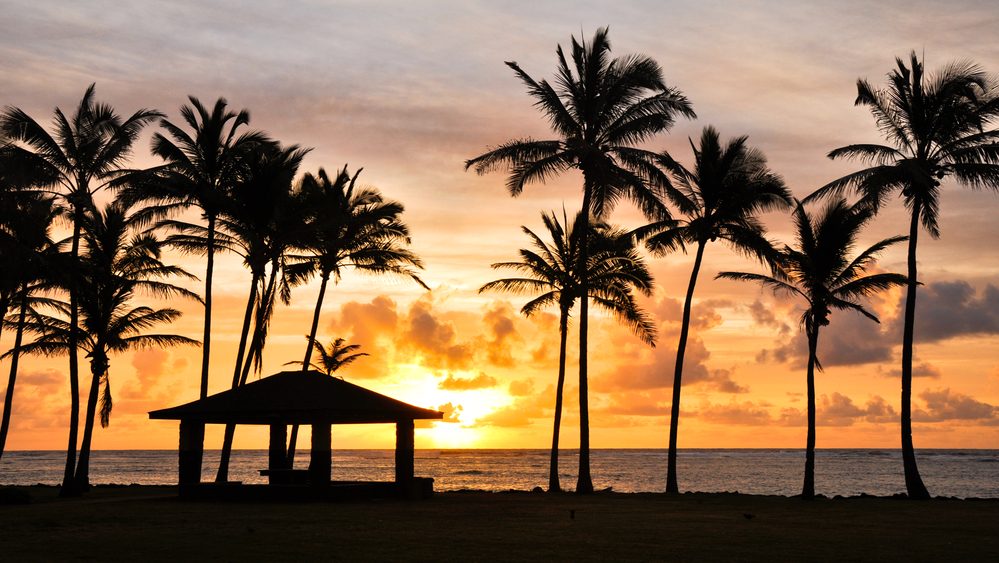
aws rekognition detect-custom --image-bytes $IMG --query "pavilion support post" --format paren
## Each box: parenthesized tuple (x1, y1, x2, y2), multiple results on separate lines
(395, 419, 415, 497)
(268, 424, 288, 485)
(310, 421, 331, 494)
(178, 420, 204, 498)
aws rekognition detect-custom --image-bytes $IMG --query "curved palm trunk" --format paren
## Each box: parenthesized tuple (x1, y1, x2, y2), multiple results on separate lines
(0, 283, 29, 461)
(576, 191, 593, 495)
(199, 217, 216, 400)
(548, 304, 570, 492)
(75, 354, 105, 490)
(287, 271, 331, 468)
(803, 325, 819, 500)
(60, 213, 83, 498)
(216, 274, 261, 482)
(667, 239, 706, 494)
(901, 203, 930, 499)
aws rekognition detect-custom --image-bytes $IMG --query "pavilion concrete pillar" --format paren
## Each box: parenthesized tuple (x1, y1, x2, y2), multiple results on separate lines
(268, 424, 287, 484)
(310, 421, 331, 491)
(178, 420, 204, 496)
(395, 419, 415, 496)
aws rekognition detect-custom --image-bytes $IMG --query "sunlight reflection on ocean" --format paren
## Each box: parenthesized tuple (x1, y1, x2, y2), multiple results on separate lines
(1, 449, 997, 498)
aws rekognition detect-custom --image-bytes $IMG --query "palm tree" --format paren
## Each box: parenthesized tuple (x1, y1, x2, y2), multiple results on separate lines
(15, 201, 200, 488)
(119, 97, 269, 401)
(480, 209, 656, 492)
(806, 53, 999, 499)
(281, 166, 426, 466)
(638, 126, 791, 493)
(285, 337, 368, 377)
(0, 85, 162, 496)
(717, 199, 906, 499)
(465, 27, 694, 493)
(0, 193, 61, 461)
(213, 142, 309, 482)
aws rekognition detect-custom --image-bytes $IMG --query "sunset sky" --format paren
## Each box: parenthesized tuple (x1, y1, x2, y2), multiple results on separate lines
(2, 0, 998, 453)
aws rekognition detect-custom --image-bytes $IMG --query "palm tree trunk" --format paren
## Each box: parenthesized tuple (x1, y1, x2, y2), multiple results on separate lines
(287, 271, 331, 468)
(60, 211, 83, 498)
(576, 191, 593, 495)
(0, 283, 28, 461)
(549, 305, 570, 493)
(216, 273, 260, 482)
(199, 216, 215, 400)
(901, 203, 930, 499)
(240, 264, 279, 387)
(803, 324, 818, 500)
(667, 239, 706, 494)
(75, 358, 103, 491)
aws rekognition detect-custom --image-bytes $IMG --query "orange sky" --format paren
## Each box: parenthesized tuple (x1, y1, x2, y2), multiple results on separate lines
(2, 0, 998, 452)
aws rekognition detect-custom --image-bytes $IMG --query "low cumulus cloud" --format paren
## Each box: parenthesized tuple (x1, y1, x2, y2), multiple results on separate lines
(416, 401, 464, 428)
(326, 295, 400, 379)
(594, 335, 749, 394)
(913, 388, 997, 423)
(397, 295, 476, 371)
(689, 393, 898, 427)
(437, 371, 498, 391)
(482, 301, 521, 367)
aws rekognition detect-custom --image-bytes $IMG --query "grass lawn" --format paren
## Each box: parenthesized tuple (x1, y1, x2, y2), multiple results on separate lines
(2, 486, 997, 562)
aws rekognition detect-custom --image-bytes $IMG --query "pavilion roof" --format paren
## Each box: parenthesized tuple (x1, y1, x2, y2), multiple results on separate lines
(149, 370, 442, 425)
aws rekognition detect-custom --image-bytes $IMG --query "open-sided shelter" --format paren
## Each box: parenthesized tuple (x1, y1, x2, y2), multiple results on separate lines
(149, 370, 443, 500)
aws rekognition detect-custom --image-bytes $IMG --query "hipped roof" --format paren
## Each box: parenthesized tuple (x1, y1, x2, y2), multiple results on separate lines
(149, 370, 443, 425)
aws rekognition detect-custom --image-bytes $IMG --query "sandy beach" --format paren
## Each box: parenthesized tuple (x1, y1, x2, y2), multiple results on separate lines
(2, 486, 997, 562)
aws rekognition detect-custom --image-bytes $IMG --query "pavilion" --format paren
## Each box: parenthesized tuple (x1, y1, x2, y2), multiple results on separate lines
(149, 370, 443, 500)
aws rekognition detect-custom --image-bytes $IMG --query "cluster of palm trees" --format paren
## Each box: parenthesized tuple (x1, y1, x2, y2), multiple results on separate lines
(469, 29, 999, 499)
(0, 89, 425, 496)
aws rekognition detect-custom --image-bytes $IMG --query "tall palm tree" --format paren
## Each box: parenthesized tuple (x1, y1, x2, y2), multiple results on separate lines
(16, 201, 200, 487)
(465, 27, 694, 493)
(0, 85, 162, 496)
(213, 142, 309, 482)
(289, 166, 426, 370)
(285, 337, 368, 377)
(717, 199, 906, 499)
(639, 126, 791, 493)
(281, 166, 426, 466)
(119, 97, 269, 401)
(480, 209, 656, 492)
(0, 193, 61, 461)
(806, 53, 999, 499)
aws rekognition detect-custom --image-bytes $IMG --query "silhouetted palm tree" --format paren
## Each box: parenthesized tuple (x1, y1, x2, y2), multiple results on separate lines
(285, 337, 368, 377)
(281, 166, 425, 466)
(717, 199, 906, 499)
(466, 27, 693, 493)
(0, 193, 61, 461)
(639, 126, 791, 493)
(806, 53, 999, 499)
(120, 96, 269, 401)
(17, 201, 200, 488)
(0, 85, 162, 496)
(481, 209, 656, 492)
(213, 142, 309, 482)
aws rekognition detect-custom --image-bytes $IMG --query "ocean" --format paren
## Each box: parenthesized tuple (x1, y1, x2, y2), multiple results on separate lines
(2, 449, 997, 498)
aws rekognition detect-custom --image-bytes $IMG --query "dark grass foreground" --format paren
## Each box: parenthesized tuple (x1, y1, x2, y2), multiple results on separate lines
(2, 486, 997, 562)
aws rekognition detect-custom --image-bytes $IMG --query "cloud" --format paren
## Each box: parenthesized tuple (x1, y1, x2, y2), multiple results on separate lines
(396, 294, 475, 371)
(903, 282, 999, 343)
(696, 399, 774, 426)
(746, 299, 792, 336)
(416, 401, 463, 428)
(913, 388, 997, 422)
(326, 295, 400, 379)
(759, 306, 895, 368)
(481, 300, 521, 367)
(594, 336, 749, 394)
(882, 362, 943, 380)
(123, 348, 190, 400)
(507, 378, 534, 397)
(437, 371, 498, 391)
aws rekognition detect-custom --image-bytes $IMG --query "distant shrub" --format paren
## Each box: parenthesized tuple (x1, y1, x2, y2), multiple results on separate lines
(0, 486, 31, 505)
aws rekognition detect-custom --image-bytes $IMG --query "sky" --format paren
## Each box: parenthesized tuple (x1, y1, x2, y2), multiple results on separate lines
(1, 0, 998, 453)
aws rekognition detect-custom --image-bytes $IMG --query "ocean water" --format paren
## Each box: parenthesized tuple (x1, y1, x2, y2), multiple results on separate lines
(1, 449, 997, 498)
